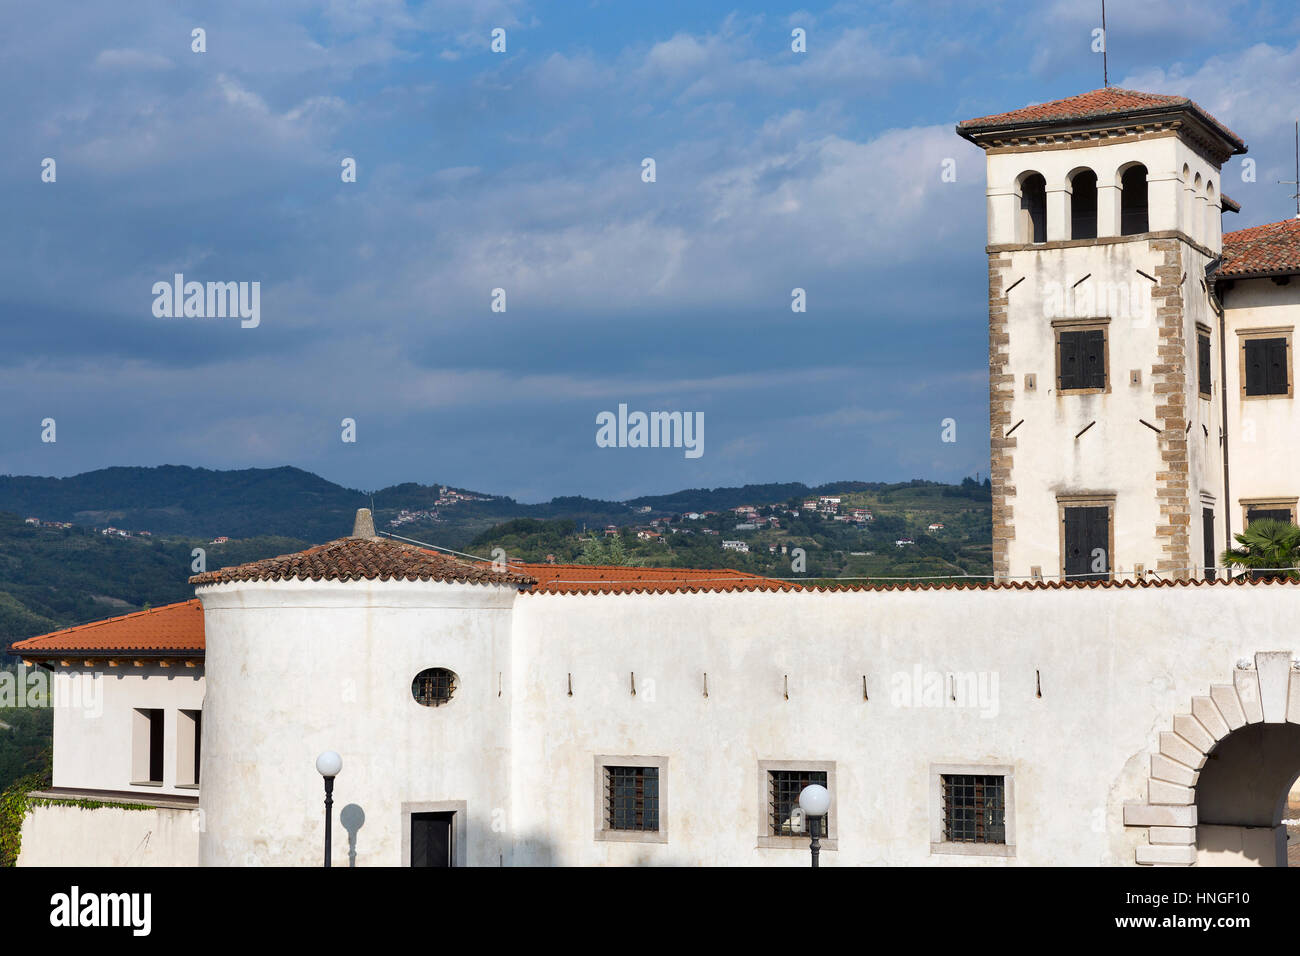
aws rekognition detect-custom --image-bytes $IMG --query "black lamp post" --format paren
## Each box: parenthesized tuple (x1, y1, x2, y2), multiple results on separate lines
(798, 784, 831, 868)
(315, 751, 342, 868)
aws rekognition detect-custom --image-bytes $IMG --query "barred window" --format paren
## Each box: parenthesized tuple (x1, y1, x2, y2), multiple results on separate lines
(769, 770, 828, 838)
(605, 766, 659, 831)
(412, 668, 457, 707)
(942, 774, 1006, 844)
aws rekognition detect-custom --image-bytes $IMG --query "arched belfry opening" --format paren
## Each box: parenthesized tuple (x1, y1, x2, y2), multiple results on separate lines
(1069, 169, 1098, 240)
(1120, 164, 1149, 235)
(1018, 172, 1047, 244)
(1195, 723, 1300, 866)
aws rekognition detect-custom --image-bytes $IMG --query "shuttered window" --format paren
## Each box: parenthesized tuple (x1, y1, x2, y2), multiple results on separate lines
(1063, 506, 1110, 580)
(1202, 508, 1215, 581)
(1243, 337, 1288, 396)
(1058, 328, 1106, 390)
(1198, 333, 1212, 397)
(1246, 507, 1292, 526)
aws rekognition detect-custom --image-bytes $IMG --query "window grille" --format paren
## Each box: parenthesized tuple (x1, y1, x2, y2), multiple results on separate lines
(769, 770, 828, 837)
(942, 774, 1006, 844)
(412, 668, 457, 707)
(606, 766, 659, 831)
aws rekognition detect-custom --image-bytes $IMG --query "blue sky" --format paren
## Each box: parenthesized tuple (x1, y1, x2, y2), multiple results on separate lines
(3, 0, 1299, 502)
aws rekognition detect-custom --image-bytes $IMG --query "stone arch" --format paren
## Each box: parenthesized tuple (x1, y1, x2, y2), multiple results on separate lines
(1124, 651, 1300, 865)
(1118, 162, 1150, 235)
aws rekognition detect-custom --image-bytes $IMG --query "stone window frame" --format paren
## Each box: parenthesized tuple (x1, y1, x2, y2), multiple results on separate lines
(756, 759, 837, 850)
(1056, 493, 1117, 582)
(930, 763, 1016, 858)
(1237, 326, 1293, 400)
(593, 755, 668, 844)
(400, 800, 468, 867)
(1051, 316, 1111, 395)
(1239, 496, 1298, 530)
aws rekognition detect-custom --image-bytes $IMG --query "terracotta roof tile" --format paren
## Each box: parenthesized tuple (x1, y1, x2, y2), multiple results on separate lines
(1219, 217, 1300, 278)
(189, 536, 536, 587)
(958, 87, 1244, 151)
(11, 600, 204, 657)
(10, 574, 1298, 661)
(517, 569, 1300, 595)
(510, 562, 802, 594)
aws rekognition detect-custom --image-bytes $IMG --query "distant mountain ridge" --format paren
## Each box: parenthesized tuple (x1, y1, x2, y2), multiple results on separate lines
(0, 466, 953, 545)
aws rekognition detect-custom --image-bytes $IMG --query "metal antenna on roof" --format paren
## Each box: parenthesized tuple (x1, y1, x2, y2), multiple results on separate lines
(1101, 0, 1109, 87)
(1279, 120, 1300, 219)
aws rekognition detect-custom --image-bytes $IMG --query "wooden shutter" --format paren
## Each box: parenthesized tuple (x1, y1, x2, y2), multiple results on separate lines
(1202, 508, 1215, 581)
(1266, 338, 1288, 394)
(1063, 508, 1085, 578)
(1083, 329, 1106, 388)
(1247, 507, 1291, 526)
(1059, 332, 1080, 389)
(1244, 339, 1267, 395)
(1198, 334, 1211, 396)
(1084, 506, 1109, 578)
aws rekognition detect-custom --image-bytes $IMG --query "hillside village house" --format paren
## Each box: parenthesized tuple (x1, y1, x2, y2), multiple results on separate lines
(11, 88, 1300, 867)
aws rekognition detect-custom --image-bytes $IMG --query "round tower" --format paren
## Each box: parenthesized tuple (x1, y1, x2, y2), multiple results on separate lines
(192, 511, 534, 866)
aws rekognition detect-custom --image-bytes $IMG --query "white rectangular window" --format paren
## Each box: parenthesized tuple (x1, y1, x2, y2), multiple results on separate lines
(593, 755, 668, 844)
(930, 763, 1016, 857)
(756, 760, 837, 850)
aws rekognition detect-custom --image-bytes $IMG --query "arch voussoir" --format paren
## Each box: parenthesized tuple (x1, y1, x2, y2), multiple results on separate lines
(1191, 695, 1230, 741)
(1150, 754, 1197, 787)
(1209, 683, 1246, 730)
(1233, 666, 1264, 723)
(1173, 713, 1215, 753)
(1158, 731, 1206, 770)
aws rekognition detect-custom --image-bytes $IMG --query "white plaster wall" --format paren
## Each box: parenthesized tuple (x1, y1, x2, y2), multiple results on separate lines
(17, 803, 199, 866)
(1000, 241, 1174, 579)
(50, 665, 205, 797)
(196, 578, 519, 867)
(508, 585, 1300, 866)
(1223, 278, 1300, 522)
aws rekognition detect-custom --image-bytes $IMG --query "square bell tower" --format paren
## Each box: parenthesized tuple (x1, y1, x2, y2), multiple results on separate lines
(957, 89, 1247, 583)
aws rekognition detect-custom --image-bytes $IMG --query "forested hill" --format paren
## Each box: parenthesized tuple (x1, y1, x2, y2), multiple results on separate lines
(0, 466, 981, 548)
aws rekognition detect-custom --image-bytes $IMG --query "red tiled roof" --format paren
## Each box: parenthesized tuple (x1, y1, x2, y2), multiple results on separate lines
(511, 562, 802, 594)
(10, 575, 1299, 661)
(958, 87, 1244, 151)
(190, 535, 536, 587)
(11, 600, 204, 657)
(1219, 217, 1300, 278)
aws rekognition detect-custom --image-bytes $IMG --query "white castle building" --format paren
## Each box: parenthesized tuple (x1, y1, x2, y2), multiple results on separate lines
(10, 88, 1300, 868)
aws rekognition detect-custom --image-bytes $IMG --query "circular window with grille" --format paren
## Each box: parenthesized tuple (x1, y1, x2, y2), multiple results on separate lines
(412, 668, 458, 707)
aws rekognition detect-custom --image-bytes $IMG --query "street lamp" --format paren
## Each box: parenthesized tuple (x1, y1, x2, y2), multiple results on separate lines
(798, 784, 831, 868)
(316, 751, 342, 868)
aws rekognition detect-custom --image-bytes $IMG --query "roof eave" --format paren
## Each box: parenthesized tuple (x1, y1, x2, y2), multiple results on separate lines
(11, 649, 205, 663)
(1216, 265, 1300, 282)
(958, 104, 1245, 155)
